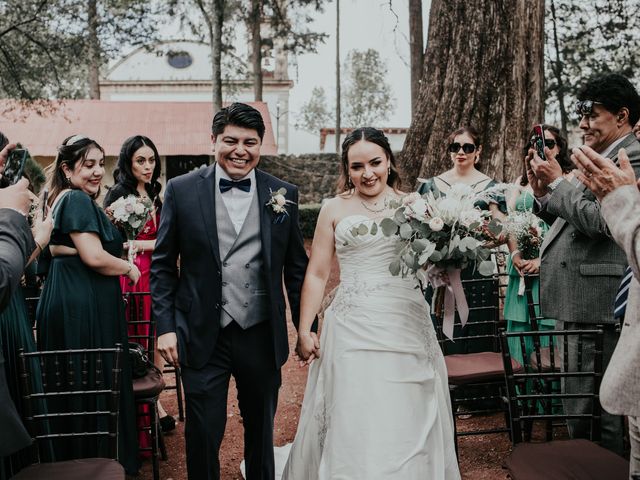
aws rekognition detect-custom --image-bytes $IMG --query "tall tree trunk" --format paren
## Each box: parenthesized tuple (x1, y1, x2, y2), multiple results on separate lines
(200, 0, 224, 111)
(401, 0, 544, 187)
(87, 0, 101, 100)
(409, 0, 423, 118)
(550, 0, 568, 139)
(249, 0, 263, 101)
(335, 0, 341, 154)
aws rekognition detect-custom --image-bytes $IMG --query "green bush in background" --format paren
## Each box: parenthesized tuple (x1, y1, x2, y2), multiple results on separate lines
(299, 203, 321, 239)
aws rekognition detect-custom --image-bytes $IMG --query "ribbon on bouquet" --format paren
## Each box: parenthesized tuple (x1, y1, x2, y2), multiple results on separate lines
(425, 265, 469, 340)
(518, 276, 526, 296)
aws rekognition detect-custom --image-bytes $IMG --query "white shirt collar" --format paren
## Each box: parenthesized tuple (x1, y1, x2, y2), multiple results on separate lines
(599, 135, 628, 159)
(215, 163, 256, 191)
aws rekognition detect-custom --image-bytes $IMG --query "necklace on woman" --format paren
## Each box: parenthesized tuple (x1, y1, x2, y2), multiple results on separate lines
(359, 195, 388, 213)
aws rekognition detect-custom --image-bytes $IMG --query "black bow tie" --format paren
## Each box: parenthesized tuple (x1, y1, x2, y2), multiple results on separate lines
(219, 178, 251, 193)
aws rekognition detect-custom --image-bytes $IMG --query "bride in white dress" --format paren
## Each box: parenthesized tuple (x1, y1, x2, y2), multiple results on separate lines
(281, 128, 460, 479)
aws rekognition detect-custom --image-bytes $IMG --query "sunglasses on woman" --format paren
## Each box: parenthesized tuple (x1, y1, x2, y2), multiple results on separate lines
(447, 142, 476, 154)
(529, 138, 557, 150)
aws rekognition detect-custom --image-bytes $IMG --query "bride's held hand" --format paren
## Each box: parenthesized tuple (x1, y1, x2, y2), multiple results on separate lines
(295, 331, 320, 367)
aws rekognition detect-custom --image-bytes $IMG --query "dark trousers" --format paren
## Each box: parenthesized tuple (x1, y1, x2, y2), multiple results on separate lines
(561, 321, 625, 455)
(181, 321, 281, 480)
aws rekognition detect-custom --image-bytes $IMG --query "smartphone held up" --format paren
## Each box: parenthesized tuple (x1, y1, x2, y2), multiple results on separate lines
(3, 148, 29, 185)
(531, 124, 546, 161)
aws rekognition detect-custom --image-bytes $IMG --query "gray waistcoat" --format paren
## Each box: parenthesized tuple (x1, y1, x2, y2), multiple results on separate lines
(215, 186, 269, 329)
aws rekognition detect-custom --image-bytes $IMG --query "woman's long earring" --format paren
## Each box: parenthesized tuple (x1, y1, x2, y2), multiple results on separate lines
(65, 176, 72, 186)
(387, 166, 391, 175)
(347, 176, 353, 188)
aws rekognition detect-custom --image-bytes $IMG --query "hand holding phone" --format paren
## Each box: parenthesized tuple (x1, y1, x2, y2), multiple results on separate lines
(41, 188, 49, 218)
(531, 124, 546, 161)
(3, 148, 28, 185)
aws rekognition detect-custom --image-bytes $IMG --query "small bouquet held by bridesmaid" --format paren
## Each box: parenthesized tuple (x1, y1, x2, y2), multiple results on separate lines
(105, 194, 153, 262)
(502, 210, 545, 295)
(352, 183, 502, 339)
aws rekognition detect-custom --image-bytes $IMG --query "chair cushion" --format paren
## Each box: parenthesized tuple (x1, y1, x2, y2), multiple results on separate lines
(529, 346, 561, 372)
(445, 351, 522, 385)
(12, 458, 124, 480)
(505, 439, 629, 480)
(132, 367, 165, 398)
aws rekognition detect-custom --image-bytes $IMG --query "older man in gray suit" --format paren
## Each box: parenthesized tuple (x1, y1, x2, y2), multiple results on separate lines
(573, 145, 640, 477)
(527, 73, 640, 454)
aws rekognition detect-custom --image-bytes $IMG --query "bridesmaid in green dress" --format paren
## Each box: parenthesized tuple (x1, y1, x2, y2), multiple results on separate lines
(504, 124, 574, 364)
(419, 126, 507, 354)
(36, 135, 141, 475)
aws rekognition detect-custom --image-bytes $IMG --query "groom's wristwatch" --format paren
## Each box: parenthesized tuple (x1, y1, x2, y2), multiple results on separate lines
(547, 177, 563, 193)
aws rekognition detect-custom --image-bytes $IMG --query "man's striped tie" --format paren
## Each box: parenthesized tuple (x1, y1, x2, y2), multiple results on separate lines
(614, 266, 634, 319)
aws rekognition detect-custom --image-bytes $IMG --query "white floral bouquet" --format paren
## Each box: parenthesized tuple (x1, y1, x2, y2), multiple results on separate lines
(352, 183, 502, 339)
(105, 194, 152, 262)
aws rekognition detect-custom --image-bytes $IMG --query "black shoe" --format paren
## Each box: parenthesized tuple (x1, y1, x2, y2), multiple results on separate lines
(159, 415, 176, 433)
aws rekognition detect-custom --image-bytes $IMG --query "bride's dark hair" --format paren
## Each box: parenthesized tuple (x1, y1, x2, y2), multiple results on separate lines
(337, 127, 402, 193)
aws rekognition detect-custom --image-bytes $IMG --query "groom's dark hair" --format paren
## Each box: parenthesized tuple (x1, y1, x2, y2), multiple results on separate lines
(211, 102, 266, 141)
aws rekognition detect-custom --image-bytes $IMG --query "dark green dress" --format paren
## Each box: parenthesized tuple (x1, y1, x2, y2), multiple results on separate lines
(419, 176, 506, 354)
(0, 289, 37, 478)
(36, 190, 138, 474)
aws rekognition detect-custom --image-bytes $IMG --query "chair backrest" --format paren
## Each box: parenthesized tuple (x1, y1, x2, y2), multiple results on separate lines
(433, 270, 503, 352)
(18, 346, 123, 463)
(500, 328, 604, 444)
(123, 292, 155, 361)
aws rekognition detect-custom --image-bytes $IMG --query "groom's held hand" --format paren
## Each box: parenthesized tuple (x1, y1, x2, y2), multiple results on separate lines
(296, 331, 320, 367)
(158, 332, 179, 367)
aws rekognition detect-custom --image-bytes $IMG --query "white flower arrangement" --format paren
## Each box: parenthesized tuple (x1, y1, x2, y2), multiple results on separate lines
(353, 184, 501, 278)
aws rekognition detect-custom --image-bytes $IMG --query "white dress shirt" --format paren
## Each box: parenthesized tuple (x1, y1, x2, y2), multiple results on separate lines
(215, 163, 256, 235)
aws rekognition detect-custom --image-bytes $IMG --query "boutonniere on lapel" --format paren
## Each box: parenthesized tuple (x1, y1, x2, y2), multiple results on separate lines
(266, 187, 295, 224)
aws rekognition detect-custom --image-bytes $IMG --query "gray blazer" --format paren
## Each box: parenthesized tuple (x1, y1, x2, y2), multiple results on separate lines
(599, 184, 640, 416)
(536, 133, 640, 324)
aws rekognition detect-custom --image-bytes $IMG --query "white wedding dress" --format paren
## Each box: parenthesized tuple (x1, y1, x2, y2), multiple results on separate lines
(280, 215, 461, 480)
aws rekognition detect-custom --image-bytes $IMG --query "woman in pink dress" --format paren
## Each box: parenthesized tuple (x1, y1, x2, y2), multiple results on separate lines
(103, 135, 175, 448)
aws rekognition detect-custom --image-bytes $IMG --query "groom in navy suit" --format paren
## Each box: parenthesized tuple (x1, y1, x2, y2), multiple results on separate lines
(151, 103, 308, 480)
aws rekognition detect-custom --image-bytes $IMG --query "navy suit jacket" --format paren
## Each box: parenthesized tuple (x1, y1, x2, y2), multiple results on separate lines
(150, 165, 308, 369)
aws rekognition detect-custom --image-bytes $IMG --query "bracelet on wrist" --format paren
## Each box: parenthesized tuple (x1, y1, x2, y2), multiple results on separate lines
(34, 240, 44, 253)
(125, 262, 132, 276)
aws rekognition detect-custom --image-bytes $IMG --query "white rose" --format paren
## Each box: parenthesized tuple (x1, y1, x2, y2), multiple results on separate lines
(133, 203, 145, 215)
(274, 194, 286, 206)
(428, 217, 444, 231)
(129, 218, 141, 229)
(113, 206, 127, 221)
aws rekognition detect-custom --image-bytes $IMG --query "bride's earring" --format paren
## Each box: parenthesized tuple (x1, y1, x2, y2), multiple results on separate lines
(387, 166, 391, 176)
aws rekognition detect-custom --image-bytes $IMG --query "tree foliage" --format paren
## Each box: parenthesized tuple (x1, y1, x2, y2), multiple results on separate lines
(295, 86, 332, 133)
(297, 48, 395, 132)
(0, 0, 164, 102)
(545, 0, 640, 135)
(342, 48, 395, 127)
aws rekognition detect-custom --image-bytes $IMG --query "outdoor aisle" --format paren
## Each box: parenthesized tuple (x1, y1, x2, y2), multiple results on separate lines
(137, 240, 511, 480)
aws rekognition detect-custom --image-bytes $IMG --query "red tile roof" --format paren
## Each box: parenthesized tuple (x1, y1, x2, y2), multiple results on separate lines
(0, 100, 277, 157)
